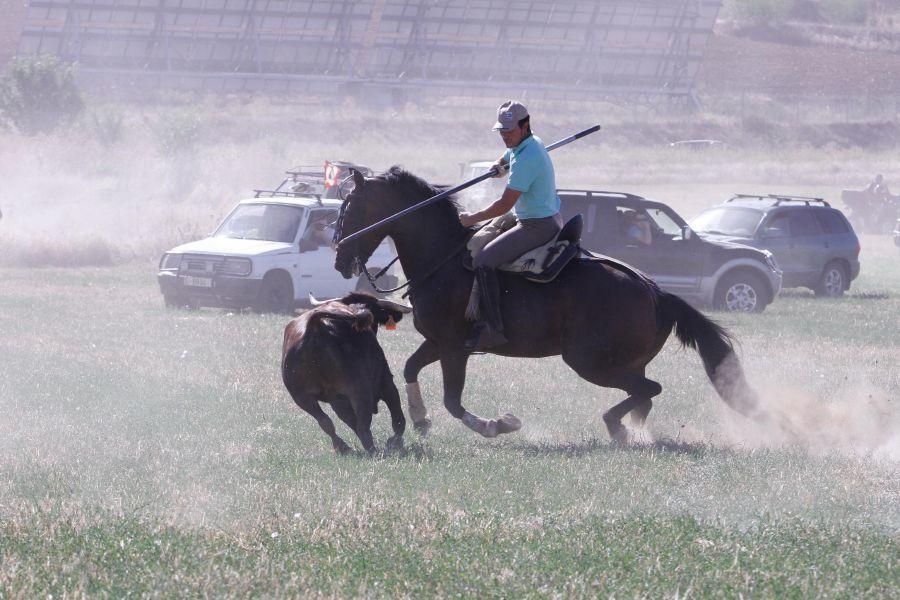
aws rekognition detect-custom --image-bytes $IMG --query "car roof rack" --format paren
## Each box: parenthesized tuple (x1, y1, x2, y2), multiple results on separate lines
(252, 187, 323, 203)
(727, 193, 830, 207)
(557, 189, 648, 202)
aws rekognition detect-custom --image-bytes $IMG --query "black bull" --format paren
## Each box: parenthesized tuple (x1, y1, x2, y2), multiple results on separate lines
(335, 167, 770, 441)
(281, 292, 411, 454)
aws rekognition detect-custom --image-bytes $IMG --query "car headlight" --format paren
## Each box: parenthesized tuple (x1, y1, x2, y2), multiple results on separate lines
(159, 253, 182, 271)
(220, 257, 252, 276)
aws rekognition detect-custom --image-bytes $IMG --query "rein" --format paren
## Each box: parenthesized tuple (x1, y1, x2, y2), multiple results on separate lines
(360, 231, 475, 297)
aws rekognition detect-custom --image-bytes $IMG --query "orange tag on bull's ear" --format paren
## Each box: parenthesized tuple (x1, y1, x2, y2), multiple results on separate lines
(386, 316, 397, 331)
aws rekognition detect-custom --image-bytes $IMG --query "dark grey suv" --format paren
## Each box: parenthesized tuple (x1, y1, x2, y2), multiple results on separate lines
(690, 194, 860, 297)
(559, 190, 782, 313)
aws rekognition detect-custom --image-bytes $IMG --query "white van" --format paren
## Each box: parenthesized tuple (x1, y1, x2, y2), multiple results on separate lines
(157, 194, 398, 312)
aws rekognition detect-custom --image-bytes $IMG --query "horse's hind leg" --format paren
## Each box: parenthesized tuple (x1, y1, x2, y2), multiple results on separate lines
(403, 340, 440, 434)
(602, 374, 662, 443)
(630, 399, 653, 427)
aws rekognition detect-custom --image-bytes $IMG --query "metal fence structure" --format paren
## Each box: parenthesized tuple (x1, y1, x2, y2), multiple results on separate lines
(17, 0, 722, 103)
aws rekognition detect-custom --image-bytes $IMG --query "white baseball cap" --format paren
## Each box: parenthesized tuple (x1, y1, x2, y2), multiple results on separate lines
(492, 100, 529, 132)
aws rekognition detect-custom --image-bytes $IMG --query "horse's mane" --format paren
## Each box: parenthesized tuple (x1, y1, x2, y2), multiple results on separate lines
(378, 165, 462, 216)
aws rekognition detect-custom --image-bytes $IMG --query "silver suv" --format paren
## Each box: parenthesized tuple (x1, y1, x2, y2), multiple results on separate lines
(691, 194, 860, 297)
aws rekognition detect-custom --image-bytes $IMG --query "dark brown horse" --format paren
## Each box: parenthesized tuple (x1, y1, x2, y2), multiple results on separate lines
(335, 167, 767, 441)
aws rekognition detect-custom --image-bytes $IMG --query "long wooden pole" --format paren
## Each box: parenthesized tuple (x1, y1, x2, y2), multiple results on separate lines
(338, 124, 601, 246)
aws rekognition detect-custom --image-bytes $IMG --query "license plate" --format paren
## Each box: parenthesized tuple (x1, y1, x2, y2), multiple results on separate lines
(182, 275, 213, 288)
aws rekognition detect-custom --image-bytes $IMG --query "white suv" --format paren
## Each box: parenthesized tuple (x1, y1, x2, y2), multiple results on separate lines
(157, 195, 398, 312)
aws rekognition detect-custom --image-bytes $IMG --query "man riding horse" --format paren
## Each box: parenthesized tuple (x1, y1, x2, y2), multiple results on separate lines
(333, 110, 775, 443)
(458, 100, 563, 350)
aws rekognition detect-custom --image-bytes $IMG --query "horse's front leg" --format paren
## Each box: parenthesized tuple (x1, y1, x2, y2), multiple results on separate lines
(440, 350, 522, 438)
(403, 339, 441, 434)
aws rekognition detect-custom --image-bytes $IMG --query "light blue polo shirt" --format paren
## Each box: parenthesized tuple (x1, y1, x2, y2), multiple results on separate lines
(503, 135, 560, 220)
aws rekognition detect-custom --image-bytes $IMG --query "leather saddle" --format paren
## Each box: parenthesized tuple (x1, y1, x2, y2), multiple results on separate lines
(466, 214, 583, 283)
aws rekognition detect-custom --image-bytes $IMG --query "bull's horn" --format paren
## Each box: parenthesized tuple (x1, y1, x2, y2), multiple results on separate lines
(308, 292, 341, 307)
(376, 298, 413, 313)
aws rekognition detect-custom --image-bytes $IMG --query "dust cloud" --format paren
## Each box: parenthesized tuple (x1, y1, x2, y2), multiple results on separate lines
(701, 342, 900, 460)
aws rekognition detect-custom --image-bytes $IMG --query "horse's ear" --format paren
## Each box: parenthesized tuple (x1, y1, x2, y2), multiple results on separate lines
(350, 168, 366, 190)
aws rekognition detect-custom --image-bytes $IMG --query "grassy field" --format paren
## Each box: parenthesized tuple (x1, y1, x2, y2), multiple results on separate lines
(1, 95, 898, 596)
(0, 233, 898, 597)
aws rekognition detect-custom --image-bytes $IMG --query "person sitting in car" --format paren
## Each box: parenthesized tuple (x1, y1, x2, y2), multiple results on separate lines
(623, 210, 652, 245)
(301, 216, 336, 250)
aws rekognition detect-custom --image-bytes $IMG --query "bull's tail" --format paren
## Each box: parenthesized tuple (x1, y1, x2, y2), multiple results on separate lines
(659, 292, 762, 418)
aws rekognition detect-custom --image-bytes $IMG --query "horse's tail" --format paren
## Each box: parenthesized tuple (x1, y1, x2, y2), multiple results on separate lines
(658, 292, 762, 418)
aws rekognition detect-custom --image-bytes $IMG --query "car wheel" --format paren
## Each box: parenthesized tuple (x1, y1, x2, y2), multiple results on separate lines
(164, 294, 182, 308)
(715, 271, 767, 313)
(815, 262, 847, 298)
(254, 272, 294, 313)
(164, 294, 195, 309)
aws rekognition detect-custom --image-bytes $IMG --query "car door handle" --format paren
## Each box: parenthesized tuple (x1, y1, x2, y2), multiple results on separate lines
(300, 274, 313, 278)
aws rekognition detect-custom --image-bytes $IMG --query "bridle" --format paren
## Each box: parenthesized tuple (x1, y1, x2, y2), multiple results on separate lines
(333, 171, 474, 298)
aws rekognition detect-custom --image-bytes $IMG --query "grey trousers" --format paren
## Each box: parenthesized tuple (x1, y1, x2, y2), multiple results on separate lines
(472, 213, 563, 269)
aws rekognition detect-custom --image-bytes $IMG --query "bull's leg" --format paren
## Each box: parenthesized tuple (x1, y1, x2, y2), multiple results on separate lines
(403, 340, 440, 434)
(440, 350, 521, 439)
(293, 394, 352, 455)
(329, 396, 358, 434)
(350, 398, 377, 455)
(380, 372, 406, 451)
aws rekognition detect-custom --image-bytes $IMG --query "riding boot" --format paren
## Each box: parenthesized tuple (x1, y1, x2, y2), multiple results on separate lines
(464, 267, 508, 351)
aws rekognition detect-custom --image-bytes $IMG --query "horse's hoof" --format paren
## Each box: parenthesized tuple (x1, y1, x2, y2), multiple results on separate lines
(603, 416, 629, 445)
(413, 418, 432, 435)
(610, 427, 630, 446)
(334, 441, 352, 455)
(386, 435, 404, 452)
(496, 413, 522, 434)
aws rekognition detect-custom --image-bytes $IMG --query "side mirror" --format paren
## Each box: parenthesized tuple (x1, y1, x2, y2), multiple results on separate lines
(298, 239, 319, 253)
(682, 225, 694, 241)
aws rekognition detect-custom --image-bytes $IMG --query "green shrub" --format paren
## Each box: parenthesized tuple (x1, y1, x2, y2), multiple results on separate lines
(819, 0, 869, 24)
(0, 54, 84, 135)
(723, 0, 796, 24)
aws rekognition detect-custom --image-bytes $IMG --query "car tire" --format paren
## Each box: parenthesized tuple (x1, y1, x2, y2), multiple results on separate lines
(254, 272, 294, 313)
(164, 294, 183, 308)
(815, 261, 848, 298)
(714, 271, 767, 313)
(164, 294, 196, 309)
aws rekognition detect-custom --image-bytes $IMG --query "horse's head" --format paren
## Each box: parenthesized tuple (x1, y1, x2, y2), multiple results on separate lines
(334, 166, 464, 279)
(334, 169, 396, 279)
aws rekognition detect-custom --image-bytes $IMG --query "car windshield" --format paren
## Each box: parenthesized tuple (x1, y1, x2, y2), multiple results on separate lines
(214, 203, 305, 243)
(691, 207, 763, 236)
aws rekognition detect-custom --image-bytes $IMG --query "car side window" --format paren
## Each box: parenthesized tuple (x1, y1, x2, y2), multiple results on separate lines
(815, 210, 850, 234)
(761, 213, 790, 238)
(300, 209, 339, 252)
(788, 211, 823, 237)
